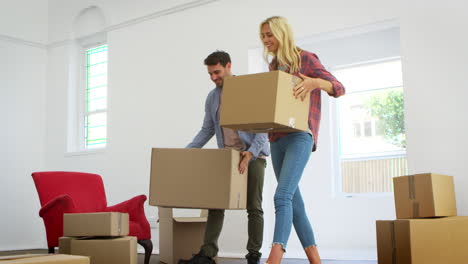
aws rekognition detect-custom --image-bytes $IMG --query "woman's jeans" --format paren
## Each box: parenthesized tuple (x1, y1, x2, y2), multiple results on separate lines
(270, 132, 316, 250)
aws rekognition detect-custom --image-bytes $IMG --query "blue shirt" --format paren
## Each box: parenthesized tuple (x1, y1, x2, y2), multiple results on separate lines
(187, 87, 270, 159)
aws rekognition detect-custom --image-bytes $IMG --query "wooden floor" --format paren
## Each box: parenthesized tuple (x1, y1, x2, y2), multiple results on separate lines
(0, 249, 377, 264)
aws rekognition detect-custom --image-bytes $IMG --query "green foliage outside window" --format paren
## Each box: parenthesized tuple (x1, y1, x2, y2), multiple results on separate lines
(365, 89, 406, 148)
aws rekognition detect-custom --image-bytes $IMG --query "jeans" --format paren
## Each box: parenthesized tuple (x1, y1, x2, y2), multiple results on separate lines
(200, 158, 266, 257)
(270, 132, 316, 250)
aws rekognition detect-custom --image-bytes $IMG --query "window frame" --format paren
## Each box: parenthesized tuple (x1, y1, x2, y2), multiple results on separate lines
(69, 34, 108, 153)
(82, 44, 108, 150)
(330, 57, 406, 197)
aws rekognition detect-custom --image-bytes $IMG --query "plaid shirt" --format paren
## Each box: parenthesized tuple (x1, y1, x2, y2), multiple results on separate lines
(269, 50, 345, 152)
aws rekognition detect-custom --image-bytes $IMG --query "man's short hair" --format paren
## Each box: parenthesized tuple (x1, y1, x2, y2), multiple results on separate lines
(204, 51, 231, 67)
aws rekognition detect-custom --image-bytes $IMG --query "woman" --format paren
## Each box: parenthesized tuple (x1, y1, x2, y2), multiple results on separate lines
(259, 16, 345, 264)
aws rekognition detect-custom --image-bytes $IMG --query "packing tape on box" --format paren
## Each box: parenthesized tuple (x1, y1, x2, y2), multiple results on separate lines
(408, 175, 420, 218)
(118, 213, 122, 235)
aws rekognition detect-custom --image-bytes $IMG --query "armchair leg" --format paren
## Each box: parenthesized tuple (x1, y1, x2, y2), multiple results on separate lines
(48, 247, 55, 254)
(138, 239, 153, 264)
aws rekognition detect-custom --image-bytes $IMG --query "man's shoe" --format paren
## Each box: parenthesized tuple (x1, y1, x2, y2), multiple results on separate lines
(245, 252, 261, 264)
(178, 253, 216, 264)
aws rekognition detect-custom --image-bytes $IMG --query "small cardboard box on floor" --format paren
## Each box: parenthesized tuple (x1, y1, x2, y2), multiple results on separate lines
(220, 71, 309, 133)
(393, 173, 457, 219)
(63, 212, 129, 237)
(149, 148, 247, 209)
(158, 207, 207, 264)
(376, 216, 468, 264)
(0, 254, 89, 264)
(59, 236, 137, 264)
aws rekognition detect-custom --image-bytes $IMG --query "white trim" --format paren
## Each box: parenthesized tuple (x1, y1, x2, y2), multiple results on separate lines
(105, 0, 218, 33)
(329, 97, 341, 198)
(341, 151, 406, 161)
(330, 56, 401, 72)
(48, 0, 219, 48)
(1, 0, 219, 49)
(0, 34, 46, 49)
(297, 18, 399, 46)
(64, 148, 106, 157)
(338, 191, 394, 198)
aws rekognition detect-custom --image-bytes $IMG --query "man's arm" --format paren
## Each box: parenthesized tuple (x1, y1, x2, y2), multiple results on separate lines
(246, 132, 268, 159)
(186, 95, 215, 148)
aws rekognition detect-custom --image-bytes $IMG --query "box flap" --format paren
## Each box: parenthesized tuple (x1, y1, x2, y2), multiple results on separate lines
(173, 217, 208, 223)
(376, 220, 395, 264)
(431, 173, 457, 216)
(0, 254, 49, 260)
(158, 207, 173, 219)
(0, 254, 90, 263)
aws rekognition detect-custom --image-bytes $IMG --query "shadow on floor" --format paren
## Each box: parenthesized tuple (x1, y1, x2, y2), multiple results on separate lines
(0, 249, 377, 264)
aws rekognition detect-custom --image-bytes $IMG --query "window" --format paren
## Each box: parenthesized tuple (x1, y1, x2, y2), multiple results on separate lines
(333, 59, 407, 193)
(84, 45, 108, 149)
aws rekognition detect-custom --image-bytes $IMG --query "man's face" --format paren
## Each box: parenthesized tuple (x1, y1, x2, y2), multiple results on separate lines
(207, 62, 232, 88)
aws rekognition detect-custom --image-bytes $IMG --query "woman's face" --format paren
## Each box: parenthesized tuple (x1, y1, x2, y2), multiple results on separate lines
(261, 23, 279, 53)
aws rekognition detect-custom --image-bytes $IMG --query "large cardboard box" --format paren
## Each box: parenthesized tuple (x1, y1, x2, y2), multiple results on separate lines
(63, 212, 129, 237)
(220, 71, 309, 133)
(58, 236, 137, 264)
(149, 148, 247, 209)
(0, 254, 89, 264)
(393, 173, 457, 219)
(159, 207, 207, 264)
(376, 216, 468, 264)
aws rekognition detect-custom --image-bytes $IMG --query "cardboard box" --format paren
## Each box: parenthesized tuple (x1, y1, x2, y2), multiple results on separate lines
(149, 148, 247, 209)
(59, 237, 72, 254)
(59, 236, 137, 264)
(393, 173, 457, 219)
(376, 216, 468, 264)
(220, 71, 309, 133)
(63, 212, 129, 237)
(159, 207, 207, 264)
(0, 254, 89, 264)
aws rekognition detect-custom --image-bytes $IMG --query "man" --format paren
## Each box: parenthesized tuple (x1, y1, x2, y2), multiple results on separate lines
(180, 51, 270, 264)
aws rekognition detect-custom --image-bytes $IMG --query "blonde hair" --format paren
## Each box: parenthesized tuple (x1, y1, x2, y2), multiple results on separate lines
(259, 16, 302, 73)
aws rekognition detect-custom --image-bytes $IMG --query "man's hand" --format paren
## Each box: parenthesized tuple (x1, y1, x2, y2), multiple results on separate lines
(239, 151, 253, 174)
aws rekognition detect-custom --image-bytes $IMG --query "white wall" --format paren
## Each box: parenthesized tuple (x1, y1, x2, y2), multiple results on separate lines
(0, 0, 48, 44)
(3, 0, 468, 261)
(43, 0, 400, 260)
(0, 0, 48, 250)
(401, 0, 468, 215)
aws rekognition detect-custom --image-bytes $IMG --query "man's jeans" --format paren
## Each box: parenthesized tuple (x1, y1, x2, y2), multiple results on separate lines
(200, 158, 266, 257)
(270, 132, 316, 250)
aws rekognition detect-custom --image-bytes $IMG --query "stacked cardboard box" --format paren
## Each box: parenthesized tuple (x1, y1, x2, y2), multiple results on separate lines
(149, 148, 248, 263)
(219, 71, 309, 133)
(376, 173, 468, 264)
(158, 207, 208, 264)
(58, 212, 137, 264)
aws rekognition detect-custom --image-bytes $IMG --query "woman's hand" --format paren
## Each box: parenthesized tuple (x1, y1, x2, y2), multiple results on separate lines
(293, 73, 321, 101)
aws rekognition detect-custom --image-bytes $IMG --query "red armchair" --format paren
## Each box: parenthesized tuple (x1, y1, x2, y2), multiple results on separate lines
(32, 171, 153, 264)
